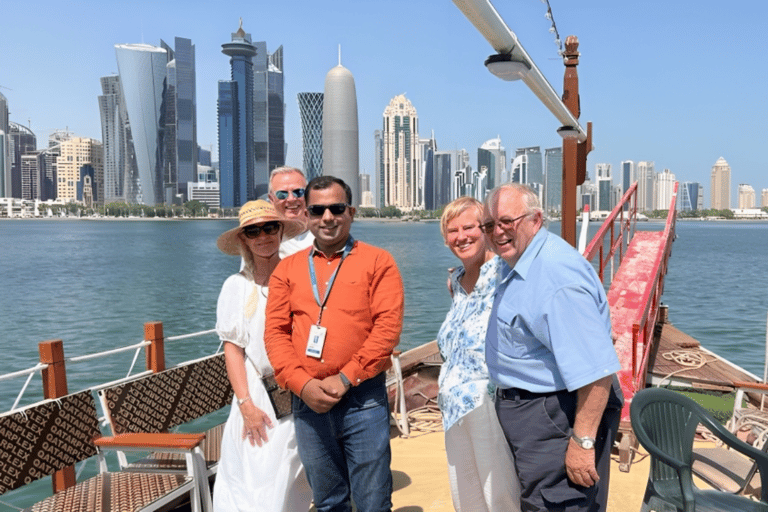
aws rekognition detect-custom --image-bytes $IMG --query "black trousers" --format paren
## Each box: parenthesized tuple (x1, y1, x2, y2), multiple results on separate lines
(495, 379, 622, 512)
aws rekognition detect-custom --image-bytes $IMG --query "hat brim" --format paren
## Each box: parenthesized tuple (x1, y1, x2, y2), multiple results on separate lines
(217, 217, 305, 255)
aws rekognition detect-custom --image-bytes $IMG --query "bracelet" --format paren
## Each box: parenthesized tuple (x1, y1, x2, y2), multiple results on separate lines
(236, 396, 251, 406)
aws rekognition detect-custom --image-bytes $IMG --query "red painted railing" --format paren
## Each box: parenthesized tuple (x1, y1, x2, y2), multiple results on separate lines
(582, 182, 638, 285)
(582, 181, 678, 391)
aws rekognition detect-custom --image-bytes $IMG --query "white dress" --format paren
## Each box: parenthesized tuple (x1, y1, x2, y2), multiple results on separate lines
(213, 273, 312, 512)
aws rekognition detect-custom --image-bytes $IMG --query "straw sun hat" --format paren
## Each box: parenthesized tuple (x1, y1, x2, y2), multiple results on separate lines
(217, 199, 305, 255)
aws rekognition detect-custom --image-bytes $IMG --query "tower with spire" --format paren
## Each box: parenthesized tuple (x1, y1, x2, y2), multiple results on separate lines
(218, 19, 257, 208)
(322, 47, 359, 205)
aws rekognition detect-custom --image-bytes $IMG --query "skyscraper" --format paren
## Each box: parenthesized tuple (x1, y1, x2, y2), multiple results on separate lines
(595, 163, 612, 212)
(0, 92, 9, 197)
(654, 169, 676, 210)
(219, 22, 256, 208)
(544, 147, 563, 213)
(421, 134, 437, 210)
(679, 182, 703, 211)
(163, 37, 198, 202)
(323, 58, 359, 204)
(99, 75, 131, 204)
(738, 184, 755, 209)
(112, 37, 197, 206)
(710, 157, 731, 210)
(381, 94, 420, 210)
(621, 161, 635, 197)
(297, 92, 323, 181)
(56, 137, 104, 206)
(512, 147, 543, 187)
(636, 161, 655, 212)
(253, 42, 285, 198)
(477, 137, 506, 191)
(762, 189, 768, 208)
(8, 122, 36, 199)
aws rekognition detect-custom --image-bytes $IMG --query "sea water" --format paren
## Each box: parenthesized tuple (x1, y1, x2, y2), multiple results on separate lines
(1, 219, 767, 411)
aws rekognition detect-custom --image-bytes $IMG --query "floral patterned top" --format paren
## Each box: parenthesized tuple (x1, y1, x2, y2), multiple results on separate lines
(436, 256, 503, 432)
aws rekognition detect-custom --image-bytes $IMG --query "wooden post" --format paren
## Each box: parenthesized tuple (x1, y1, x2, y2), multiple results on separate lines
(38, 339, 75, 492)
(561, 36, 592, 248)
(145, 321, 165, 373)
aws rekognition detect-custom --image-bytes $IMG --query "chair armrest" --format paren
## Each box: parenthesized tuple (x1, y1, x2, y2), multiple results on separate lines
(94, 432, 206, 451)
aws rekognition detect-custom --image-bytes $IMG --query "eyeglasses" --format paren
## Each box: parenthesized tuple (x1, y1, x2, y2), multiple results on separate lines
(307, 203, 348, 217)
(274, 188, 305, 200)
(480, 212, 532, 234)
(242, 221, 281, 238)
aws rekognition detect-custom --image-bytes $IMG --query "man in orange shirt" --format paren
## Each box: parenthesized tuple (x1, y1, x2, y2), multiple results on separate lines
(265, 175, 404, 512)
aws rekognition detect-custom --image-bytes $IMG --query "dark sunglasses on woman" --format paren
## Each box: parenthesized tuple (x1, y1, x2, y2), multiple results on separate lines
(242, 221, 281, 238)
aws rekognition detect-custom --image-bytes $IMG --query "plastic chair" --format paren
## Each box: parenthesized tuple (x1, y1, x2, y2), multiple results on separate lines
(630, 387, 768, 512)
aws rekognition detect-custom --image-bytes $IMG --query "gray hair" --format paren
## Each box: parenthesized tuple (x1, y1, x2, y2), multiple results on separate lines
(485, 183, 543, 217)
(268, 167, 306, 192)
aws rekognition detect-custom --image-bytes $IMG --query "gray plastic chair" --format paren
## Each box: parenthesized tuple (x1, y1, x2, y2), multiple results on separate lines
(630, 387, 768, 512)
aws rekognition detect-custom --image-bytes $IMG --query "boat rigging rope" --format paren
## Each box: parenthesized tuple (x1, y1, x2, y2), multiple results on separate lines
(655, 349, 717, 388)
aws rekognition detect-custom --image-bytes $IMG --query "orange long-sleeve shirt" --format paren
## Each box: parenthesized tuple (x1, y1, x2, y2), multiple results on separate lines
(264, 239, 404, 395)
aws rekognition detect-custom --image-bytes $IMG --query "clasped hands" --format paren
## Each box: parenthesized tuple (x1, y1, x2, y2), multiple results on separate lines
(300, 374, 350, 413)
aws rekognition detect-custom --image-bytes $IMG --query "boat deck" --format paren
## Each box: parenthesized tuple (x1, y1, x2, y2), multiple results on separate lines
(647, 322, 761, 390)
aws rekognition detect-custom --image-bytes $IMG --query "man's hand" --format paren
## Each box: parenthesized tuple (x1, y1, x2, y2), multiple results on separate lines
(565, 439, 599, 487)
(300, 378, 342, 413)
(320, 374, 350, 399)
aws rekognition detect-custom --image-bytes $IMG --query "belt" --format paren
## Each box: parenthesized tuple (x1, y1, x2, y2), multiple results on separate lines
(496, 387, 567, 400)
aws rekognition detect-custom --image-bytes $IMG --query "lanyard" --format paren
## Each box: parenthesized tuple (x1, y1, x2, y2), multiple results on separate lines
(308, 236, 355, 325)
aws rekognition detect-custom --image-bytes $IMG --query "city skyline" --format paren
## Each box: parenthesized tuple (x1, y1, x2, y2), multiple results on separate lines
(1, 0, 766, 206)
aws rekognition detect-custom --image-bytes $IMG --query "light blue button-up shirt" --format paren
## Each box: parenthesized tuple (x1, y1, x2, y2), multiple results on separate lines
(486, 229, 621, 393)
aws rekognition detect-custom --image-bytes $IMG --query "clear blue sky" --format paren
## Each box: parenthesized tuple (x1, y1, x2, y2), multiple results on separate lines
(2, 0, 765, 206)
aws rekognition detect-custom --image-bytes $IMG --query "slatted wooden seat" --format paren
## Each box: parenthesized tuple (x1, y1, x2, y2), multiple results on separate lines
(98, 353, 233, 477)
(0, 390, 210, 512)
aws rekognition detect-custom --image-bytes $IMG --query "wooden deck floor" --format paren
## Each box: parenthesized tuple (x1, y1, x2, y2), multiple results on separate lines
(648, 321, 761, 390)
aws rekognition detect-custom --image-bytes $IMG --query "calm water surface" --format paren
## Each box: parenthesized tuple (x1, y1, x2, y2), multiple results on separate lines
(1, 218, 768, 509)
(1, 218, 767, 408)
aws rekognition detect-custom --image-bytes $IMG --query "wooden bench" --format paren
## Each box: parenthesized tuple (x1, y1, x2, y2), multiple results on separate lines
(0, 389, 211, 512)
(97, 353, 233, 478)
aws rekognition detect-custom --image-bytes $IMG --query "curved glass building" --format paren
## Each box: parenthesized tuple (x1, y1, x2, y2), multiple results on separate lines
(115, 43, 168, 205)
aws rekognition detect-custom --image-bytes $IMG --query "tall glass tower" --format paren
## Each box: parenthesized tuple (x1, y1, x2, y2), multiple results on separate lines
(544, 147, 563, 213)
(381, 94, 420, 210)
(254, 42, 285, 198)
(219, 22, 256, 208)
(297, 92, 323, 181)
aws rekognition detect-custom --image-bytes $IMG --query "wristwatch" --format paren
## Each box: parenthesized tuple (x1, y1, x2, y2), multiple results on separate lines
(571, 432, 596, 450)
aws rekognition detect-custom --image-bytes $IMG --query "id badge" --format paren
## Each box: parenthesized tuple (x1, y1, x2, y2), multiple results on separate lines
(306, 324, 327, 358)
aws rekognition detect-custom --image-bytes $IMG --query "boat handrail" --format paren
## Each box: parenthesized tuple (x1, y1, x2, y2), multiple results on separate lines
(632, 184, 678, 388)
(1, 325, 221, 414)
(582, 182, 639, 285)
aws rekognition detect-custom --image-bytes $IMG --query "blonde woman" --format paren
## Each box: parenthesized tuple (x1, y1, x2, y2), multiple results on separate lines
(437, 197, 521, 512)
(214, 200, 312, 511)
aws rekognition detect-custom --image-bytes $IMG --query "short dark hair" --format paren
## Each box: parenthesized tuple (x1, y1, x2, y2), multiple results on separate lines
(305, 175, 353, 205)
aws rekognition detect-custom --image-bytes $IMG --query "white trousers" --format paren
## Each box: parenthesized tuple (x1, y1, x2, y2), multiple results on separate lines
(444, 395, 521, 512)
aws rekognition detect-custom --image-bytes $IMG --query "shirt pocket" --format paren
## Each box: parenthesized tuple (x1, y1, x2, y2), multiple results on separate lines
(495, 301, 536, 358)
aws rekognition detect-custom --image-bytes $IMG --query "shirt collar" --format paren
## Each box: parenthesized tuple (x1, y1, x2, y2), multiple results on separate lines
(501, 228, 548, 282)
(311, 236, 356, 257)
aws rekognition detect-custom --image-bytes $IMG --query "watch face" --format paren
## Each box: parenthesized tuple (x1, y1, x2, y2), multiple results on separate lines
(582, 439, 594, 449)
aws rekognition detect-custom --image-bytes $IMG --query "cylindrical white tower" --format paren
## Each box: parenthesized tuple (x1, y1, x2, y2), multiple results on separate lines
(322, 61, 359, 205)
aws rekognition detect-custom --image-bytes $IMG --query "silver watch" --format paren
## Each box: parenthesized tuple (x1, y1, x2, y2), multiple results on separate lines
(571, 433, 595, 450)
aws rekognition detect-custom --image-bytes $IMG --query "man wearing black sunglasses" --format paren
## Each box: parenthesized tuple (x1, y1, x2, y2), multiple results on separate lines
(268, 167, 315, 257)
(266, 175, 404, 512)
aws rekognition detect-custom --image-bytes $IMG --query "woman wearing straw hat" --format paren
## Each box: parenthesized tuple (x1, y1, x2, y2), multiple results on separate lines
(213, 200, 312, 511)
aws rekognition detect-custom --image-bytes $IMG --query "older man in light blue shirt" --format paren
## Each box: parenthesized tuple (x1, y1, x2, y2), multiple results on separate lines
(483, 183, 623, 512)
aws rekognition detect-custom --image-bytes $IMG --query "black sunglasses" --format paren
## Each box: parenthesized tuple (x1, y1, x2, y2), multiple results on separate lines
(307, 203, 348, 217)
(242, 221, 281, 238)
(274, 188, 305, 200)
